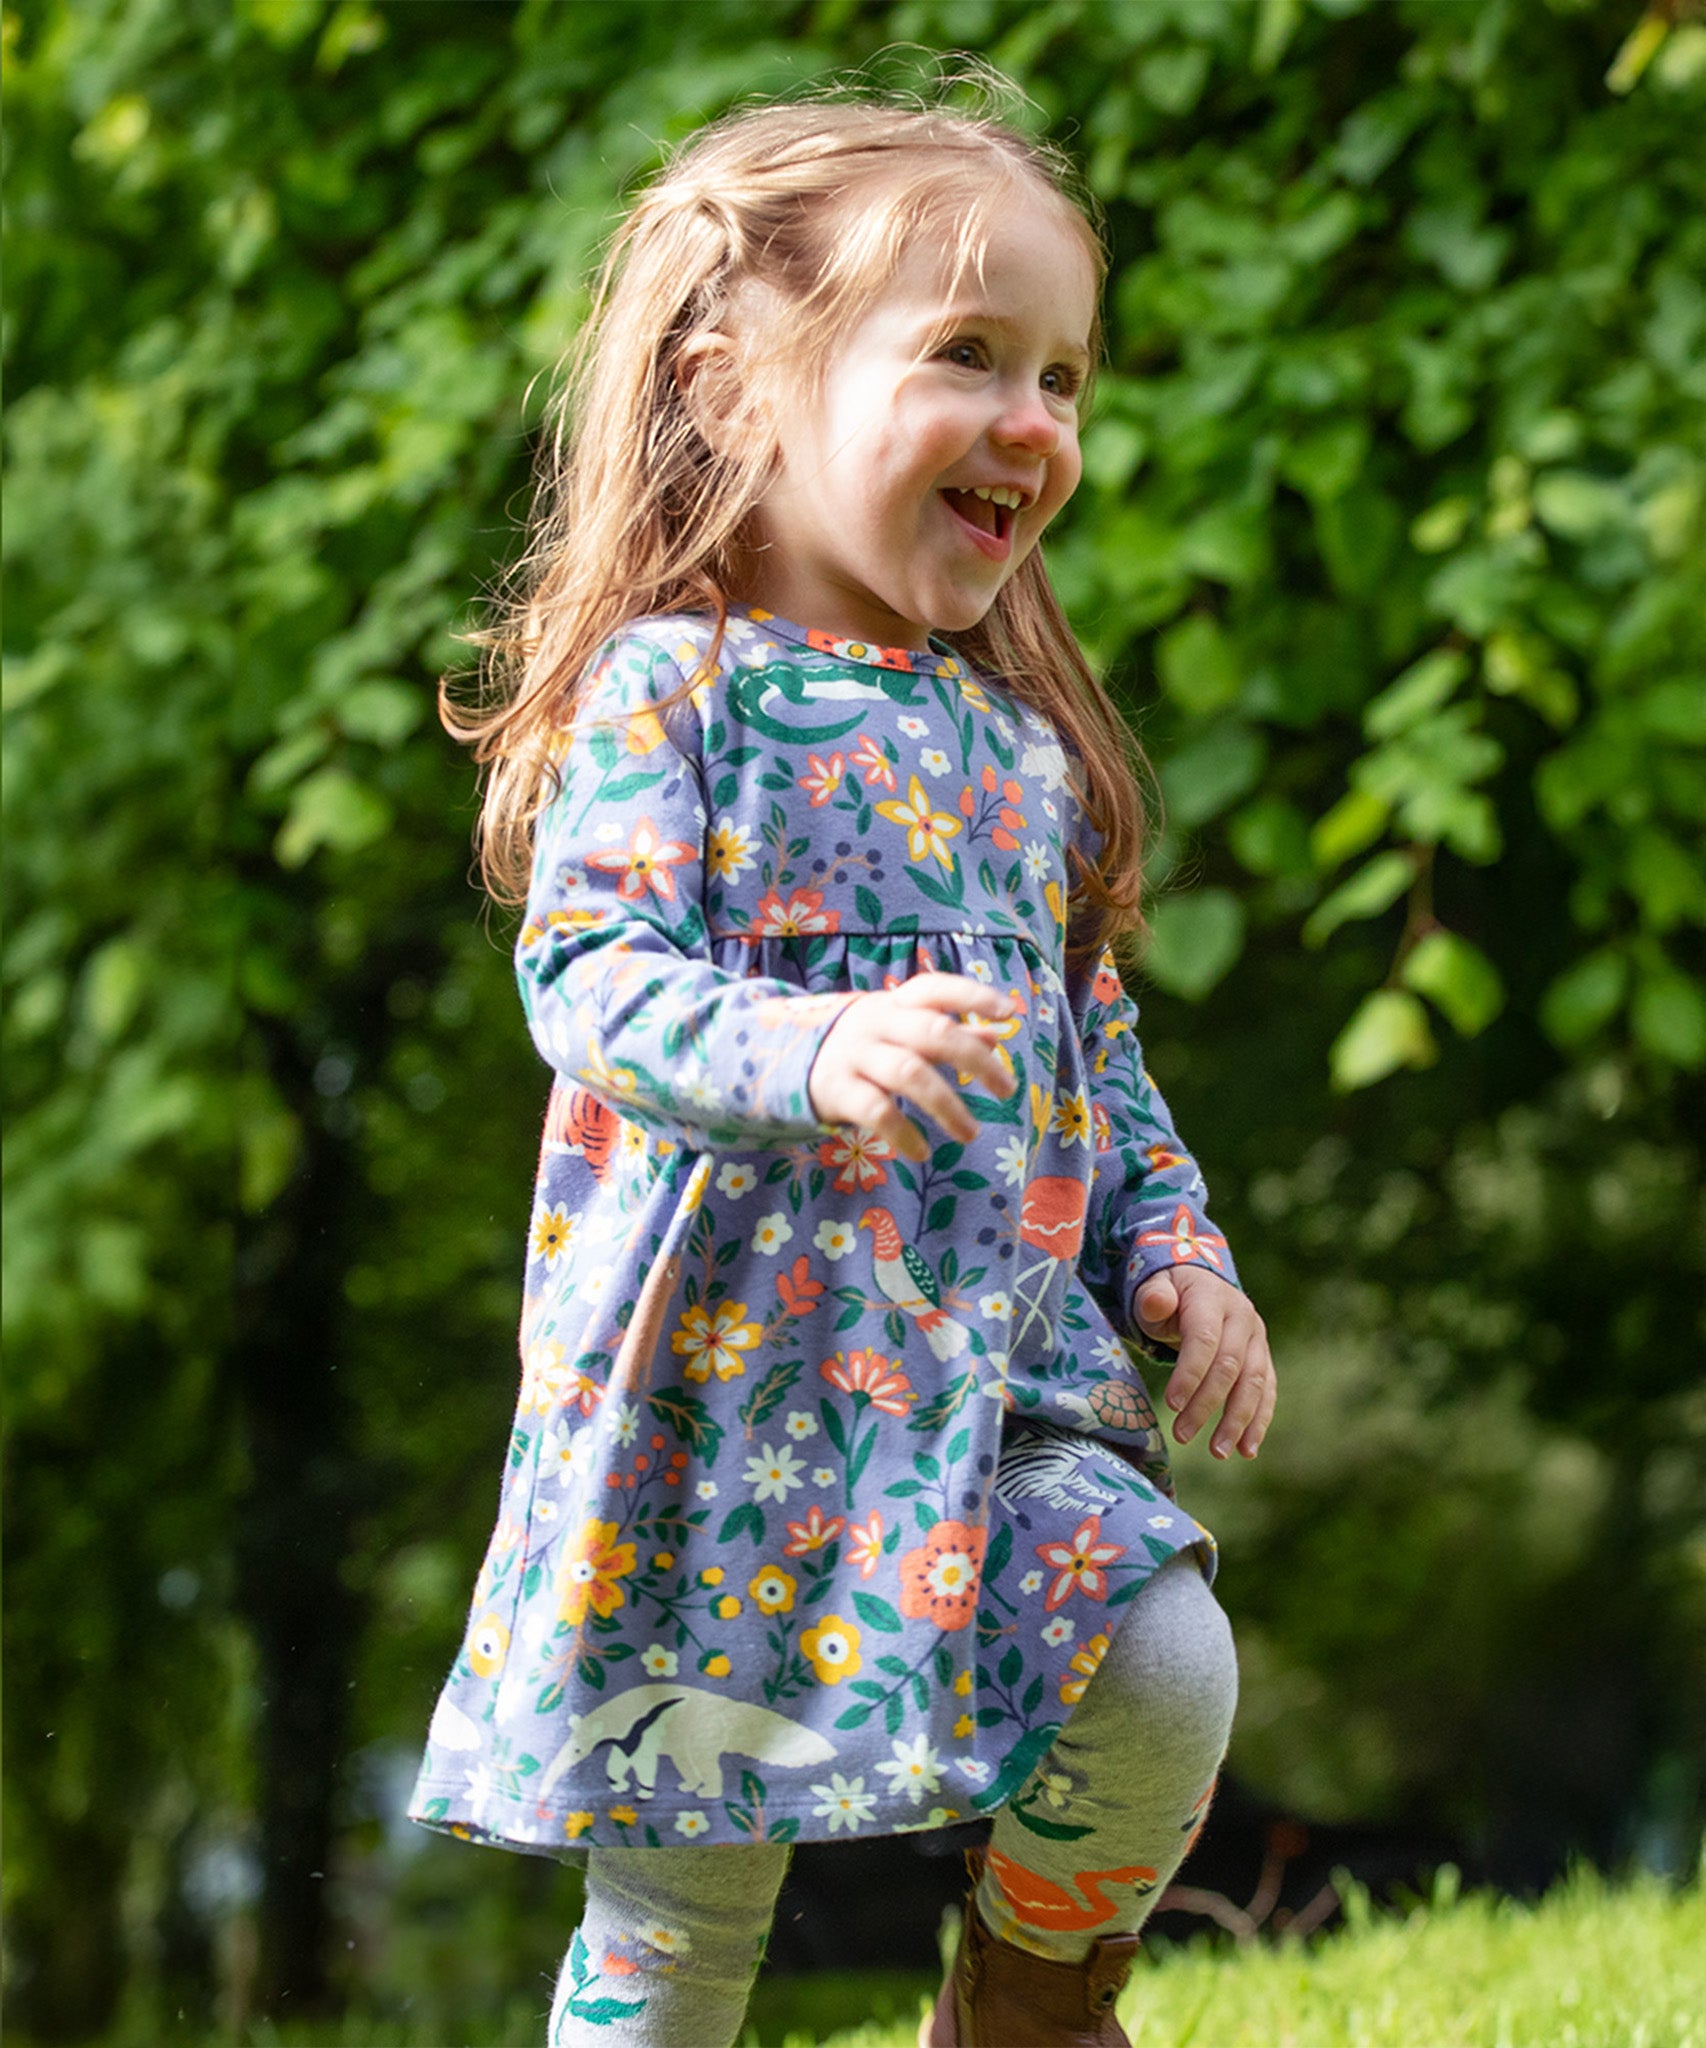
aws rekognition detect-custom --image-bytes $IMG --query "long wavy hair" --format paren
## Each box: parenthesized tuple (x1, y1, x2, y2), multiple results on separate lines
(445, 75, 1152, 969)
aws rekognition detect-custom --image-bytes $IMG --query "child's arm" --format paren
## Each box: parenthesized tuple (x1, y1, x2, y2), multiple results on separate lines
(1067, 941, 1275, 1459)
(516, 637, 857, 1150)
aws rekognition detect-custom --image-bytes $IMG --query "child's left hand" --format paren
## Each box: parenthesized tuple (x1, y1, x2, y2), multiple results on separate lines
(1133, 1267, 1275, 1460)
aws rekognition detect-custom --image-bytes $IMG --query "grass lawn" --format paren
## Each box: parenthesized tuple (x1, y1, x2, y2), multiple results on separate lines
(66, 1866, 1706, 2048)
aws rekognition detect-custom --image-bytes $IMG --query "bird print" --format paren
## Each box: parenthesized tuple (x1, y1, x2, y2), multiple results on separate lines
(984, 1845, 1159, 1931)
(857, 1206, 970, 1361)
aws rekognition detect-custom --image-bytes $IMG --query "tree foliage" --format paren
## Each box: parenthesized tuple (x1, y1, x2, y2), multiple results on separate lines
(3, 0, 1702, 2037)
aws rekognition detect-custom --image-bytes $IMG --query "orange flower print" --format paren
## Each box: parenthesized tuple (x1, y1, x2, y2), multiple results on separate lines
(874, 775, 962, 869)
(748, 886, 841, 938)
(820, 1349, 915, 1416)
(898, 1520, 987, 1631)
(850, 732, 897, 790)
(1091, 1101, 1113, 1152)
(783, 1504, 846, 1555)
(581, 814, 696, 903)
(1060, 1631, 1111, 1705)
(1035, 1517, 1126, 1612)
(798, 752, 845, 806)
(817, 1127, 893, 1193)
(1093, 959, 1123, 1006)
(557, 1517, 637, 1626)
(671, 1300, 761, 1383)
(1145, 1141, 1188, 1173)
(845, 1511, 885, 1579)
(1135, 1206, 1228, 1273)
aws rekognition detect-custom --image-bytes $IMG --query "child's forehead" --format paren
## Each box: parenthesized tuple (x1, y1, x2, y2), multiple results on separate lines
(861, 205, 1097, 342)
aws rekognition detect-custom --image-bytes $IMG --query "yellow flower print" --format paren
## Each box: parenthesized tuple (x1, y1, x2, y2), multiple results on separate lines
(701, 1652, 731, 1678)
(556, 1517, 637, 1627)
(954, 1713, 975, 1739)
(1029, 1083, 1053, 1135)
(873, 775, 962, 870)
(580, 1038, 637, 1100)
(707, 819, 758, 881)
(954, 1668, 975, 1697)
(699, 1566, 724, 1587)
(1043, 878, 1068, 930)
(713, 1594, 742, 1620)
(623, 709, 666, 755)
(1051, 1089, 1091, 1148)
(467, 1613, 510, 1678)
(671, 1299, 761, 1383)
(958, 675, 991, 711)
(609, 1805, 639, 1827)
(564, 1811, 596, 1840)
(1060, 1631, 1111, 1706)
(800, 1615, 863, 1686)
(531, 1204, 576, 1266)
(748, 1567, 797, 1615)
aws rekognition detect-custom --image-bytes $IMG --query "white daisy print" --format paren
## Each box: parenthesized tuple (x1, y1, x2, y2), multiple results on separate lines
(674, 1811, 709, 1838)
(1042, 1615, 1076, 1647)
(1147, 1514, 1175, 1530)
(875, 1733, 944, 1807)
(784, 1410, 818, 1440)
(955, 1758, 993, 1785)
(812, 1466, 836, 1488)
(752, 1212, 794, 1255)
(613, 1401, 640, 1446)
(897, 715, 930, 737)
(814, 1219, 857, 1261)
(995, 1134, 1030, 1186)
(810, 1773, 877, 1835)
(640, 1923, 692, 1958)
(1019, 1570, 1044, 1595)
(967, 959, 993, 983)
(641, 1644, 679, 1678)
(696, 1479, 719, 1501)
(716, 1162, 760, 1198)
(1091, 1333, 1126, 1370)
(743, 1442, 807, 1504)
(1023, 840, 1050, 880)
(920, 747, 951, 775)
(978, 1291, 1013, 1321)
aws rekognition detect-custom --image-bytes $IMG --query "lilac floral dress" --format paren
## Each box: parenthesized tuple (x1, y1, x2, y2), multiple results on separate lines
(409, 607, 1239, 1858)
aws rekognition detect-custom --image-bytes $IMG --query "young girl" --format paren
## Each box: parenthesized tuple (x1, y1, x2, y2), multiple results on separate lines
(409, 82, 1275, 2048)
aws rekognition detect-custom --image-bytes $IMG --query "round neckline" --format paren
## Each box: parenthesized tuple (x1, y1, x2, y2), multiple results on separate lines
(730, 604, 967, 679)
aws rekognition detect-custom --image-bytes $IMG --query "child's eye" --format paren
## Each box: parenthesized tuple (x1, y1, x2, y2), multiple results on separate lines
(942, 339, 988, 370)
(1042, 365, 1084, 401)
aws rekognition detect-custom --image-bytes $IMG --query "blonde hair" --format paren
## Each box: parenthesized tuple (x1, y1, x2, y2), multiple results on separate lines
(445, 74, 1152, 969)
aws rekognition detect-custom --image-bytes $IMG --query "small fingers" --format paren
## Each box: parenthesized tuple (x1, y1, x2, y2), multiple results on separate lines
(836, 1076, 927, 1161)
(895, 973, 1017, 1022)
(1210, 1331, 1273, 1459)
(866, 1042, 979, 1148)
(1173, 1342, 1242, 1446)
(1237, 1365, 1278, 1458)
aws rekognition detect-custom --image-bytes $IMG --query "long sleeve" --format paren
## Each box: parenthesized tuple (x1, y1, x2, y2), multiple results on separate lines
(516, 632, 857, 1149)
(1067, 938, 1242, 1339)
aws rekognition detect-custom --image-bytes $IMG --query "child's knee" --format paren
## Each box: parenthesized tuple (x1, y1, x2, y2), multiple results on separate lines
(1070, 1553, 1238, 1762)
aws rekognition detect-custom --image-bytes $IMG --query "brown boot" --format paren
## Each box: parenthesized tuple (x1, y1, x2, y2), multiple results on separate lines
(918, 1867, 1142, 2048)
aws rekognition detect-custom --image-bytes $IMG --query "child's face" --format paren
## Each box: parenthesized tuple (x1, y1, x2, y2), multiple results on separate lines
(743, 188, 1096, 650)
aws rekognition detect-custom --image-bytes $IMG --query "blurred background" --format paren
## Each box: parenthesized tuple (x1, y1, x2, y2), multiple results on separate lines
(4, 0, 1703, 2041)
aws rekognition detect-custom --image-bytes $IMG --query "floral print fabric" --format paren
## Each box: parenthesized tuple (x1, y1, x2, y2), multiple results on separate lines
(409, 608, 1240, 1857)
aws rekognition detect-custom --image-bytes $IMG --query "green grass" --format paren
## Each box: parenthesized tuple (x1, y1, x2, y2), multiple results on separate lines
(63, 1868, 1706, 2048)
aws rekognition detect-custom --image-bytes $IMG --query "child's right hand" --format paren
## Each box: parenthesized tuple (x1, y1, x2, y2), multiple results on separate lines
(808, 974, 1018, 1161)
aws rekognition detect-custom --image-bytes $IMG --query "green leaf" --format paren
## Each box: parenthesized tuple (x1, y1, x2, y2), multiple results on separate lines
(1303, 852, 1413, 946)
(1540, 950, 1628, 1048)
(1532, 471, 1630, 540)
(336, 678, 423, 746)
(1311, 789, 1390, 870)
(1631, 971, 1706, 1067)
(1330, 990, 1437, 1092)
(1363, 650, 1470, 741)
(1401, 930, 1504, 1036)
(1143, 890, 1246, 1001)
(1158, 722, 1267, 829)
(275, 768, 391, 867)
(1157, 616, 1240, 716)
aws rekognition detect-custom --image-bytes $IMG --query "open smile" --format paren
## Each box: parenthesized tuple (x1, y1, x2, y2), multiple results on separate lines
(939, 487, 1020, 561)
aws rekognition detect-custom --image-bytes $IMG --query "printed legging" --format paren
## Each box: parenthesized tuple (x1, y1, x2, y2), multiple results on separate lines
(547, 1551, 1236, 2046)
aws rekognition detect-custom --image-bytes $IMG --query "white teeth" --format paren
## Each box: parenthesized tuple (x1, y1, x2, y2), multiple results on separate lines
(969, 486, 1025, 509)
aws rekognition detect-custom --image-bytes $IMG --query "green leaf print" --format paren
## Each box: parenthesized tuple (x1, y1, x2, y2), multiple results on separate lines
(649, 1388, 724, 1459)
(908, 1373, 977, 1432)
(907, 865, 966, 911)
(740, 1357, 802, 1432)
(718, 1501, 765, 1546)
(998, 1645, 1024, 1688)
(853, 1591, 904, 1633)
(925, 1195, 956, 1234)
(855, 884, 883, 927)
(594, 770, 667, 803)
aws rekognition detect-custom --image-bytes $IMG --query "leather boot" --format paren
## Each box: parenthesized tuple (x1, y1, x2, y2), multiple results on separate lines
(917, 1858, 1142, 2048)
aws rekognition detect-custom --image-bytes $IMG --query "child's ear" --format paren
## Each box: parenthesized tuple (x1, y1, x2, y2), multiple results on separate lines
(674, 331, 754, 458)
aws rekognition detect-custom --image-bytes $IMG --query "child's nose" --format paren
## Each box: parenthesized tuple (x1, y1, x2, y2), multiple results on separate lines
(990, 393, 1062, 459)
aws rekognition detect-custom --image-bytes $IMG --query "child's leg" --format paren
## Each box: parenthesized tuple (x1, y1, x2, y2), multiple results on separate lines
(548, 1841, 789, 2048)
(976, 1550, 1237, 1963)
